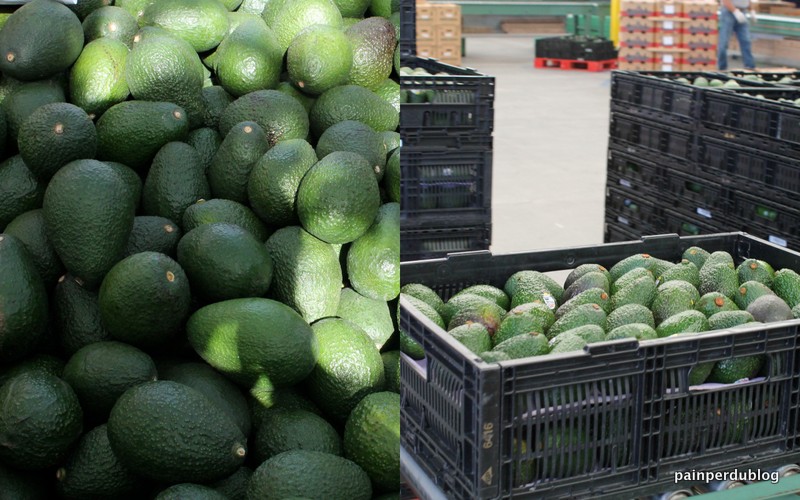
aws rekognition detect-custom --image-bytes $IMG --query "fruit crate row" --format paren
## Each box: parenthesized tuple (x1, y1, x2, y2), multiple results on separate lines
(535, 35, 617, 62)
(400, 232, 800, 499)
(608, 119, 800, 214)
(610, 70, 796, 127)
(400, 56, 495, 139)
(400, 0, 416, 58)
(400, 222, 492, 262)
(607, 145, 800, 247)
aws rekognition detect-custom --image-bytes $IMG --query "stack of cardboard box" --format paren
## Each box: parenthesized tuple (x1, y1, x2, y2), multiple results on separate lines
(416, 2, 462, 66)
(618, 0, 718, 71)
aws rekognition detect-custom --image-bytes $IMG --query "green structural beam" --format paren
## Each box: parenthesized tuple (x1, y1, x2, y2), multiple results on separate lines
(751, 14, 800, 37)
(427, 0, 610, 17)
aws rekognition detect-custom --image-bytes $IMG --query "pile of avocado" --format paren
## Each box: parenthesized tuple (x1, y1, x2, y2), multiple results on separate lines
(0, 0, 401, 499)
(398, 66, 452, 104)
(402, 246, 800, 386)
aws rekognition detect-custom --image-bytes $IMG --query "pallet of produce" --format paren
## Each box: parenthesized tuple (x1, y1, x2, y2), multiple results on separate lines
(0, 0, 401, 497)
(400, 232, 800, 499)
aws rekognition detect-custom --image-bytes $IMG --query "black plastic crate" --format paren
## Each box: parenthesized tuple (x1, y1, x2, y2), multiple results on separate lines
(400, 147, 492, 226)
(604, 221, 644, 243)
(606, 146, 665, 193)
(609, 112, 695, 163)
(610, 71, 716, 123)
(401, 130, 493, 149)
(400, 56, 495, 134)
(696, 134, 800, 205)
(400, 0, 415, 57)
(662, 168, 733, 218)
(733, 218, 800, 250)
(698, 87, 800, 150)
(662, 207, 725, 236)
(729, 192, 800, 238)
(401, 233, 800, 499)
(605, 187, 665, 231)
(610, 71, 778, 125)
(536, 35, 616, 61)
(400, 223, 491, 261)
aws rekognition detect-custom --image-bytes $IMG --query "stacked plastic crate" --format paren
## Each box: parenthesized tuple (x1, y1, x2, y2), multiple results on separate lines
(606, 70, 800, 249)
(399, 56, 495, 261)
(618, 0, 718, 71)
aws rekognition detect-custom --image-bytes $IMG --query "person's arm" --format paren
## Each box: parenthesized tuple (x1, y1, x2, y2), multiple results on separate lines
(721, 0, 737, 11)
(723, 0, 748, 22)
(750, 0, 758, 22)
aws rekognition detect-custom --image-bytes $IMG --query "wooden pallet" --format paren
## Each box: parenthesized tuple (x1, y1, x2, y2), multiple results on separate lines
(534, 57, 618, 71)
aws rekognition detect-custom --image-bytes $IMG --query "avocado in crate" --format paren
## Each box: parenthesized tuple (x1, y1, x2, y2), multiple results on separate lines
(401, 233, 800, 499)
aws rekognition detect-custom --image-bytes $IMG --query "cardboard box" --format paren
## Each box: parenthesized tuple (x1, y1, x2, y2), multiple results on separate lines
(437, 40, 461, 59)
(436, 23, 461, 43)
(620, 0, 657, 17)
(416, 25, 436, 42)
(679, 60, 716, 71)
(619, 25, 655, 48)
(656, 0, 683, 17)
(651, 17, 688, 32)
(653, 31, 681, 46)
(416, 4, 435, 22)
(416, 41, 437, 59)
(769, 5, 800, 16)
(434, 4, 461, 23)
(619, 47, 653, 63)
(682, 49, 716, 65)
(620, 17, 655, 32)
(684, 18, 718, 35)
(682, 0, 718, 19)
(619, 60, 655, 70)
(681, 32, 718, 50)
(649, 47, 689, 70)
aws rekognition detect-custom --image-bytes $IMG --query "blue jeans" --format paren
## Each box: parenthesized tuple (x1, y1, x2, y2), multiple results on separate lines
(718, 8, 755, 70)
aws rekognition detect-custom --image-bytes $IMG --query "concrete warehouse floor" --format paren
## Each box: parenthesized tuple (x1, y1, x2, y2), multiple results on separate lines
(462, 35, 611, 255)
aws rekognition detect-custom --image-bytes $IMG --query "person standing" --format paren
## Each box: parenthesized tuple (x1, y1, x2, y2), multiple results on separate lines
(717, 0, 757, 70)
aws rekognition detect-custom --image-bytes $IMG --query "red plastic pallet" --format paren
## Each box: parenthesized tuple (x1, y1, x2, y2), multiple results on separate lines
(534, 57, 618, 71)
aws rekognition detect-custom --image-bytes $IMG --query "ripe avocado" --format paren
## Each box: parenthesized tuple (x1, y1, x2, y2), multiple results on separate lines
(247, 450, 371, 500)
(453, 284, 509, 310)
(69, 38, 130, 118)
(708, 355, 765, 384)
(772, 268, 800, 308)
(651, 284, 697, 325)
(53, 274, 112, 355)
(346, 17, 395, 90)
(142, 141, 211, 224)
(549, 324, 605, 347)
(207, 121, 270, 204)
(733, 280, 775, 310)
(268, 0, 343, 53)
(746, 294, 793, 322)
(0, 156, 45, 232)
(248, 138, 318, 227)
(82, 6, 139, 47)
(736, 258, 775, 288)
(494, 301, 555, 346)
(182, 199, 269, 242)
(447, 301, 505, 336)
(682, 246, 710, 269)
(287, 24, 353, 95)
(62, 341, 157, 421)
(5, 209, 64, 286)
(347, 202, 399, 300)
(0, 0, 84, 81)
(107, 381, 247, 483)
(186, 127, 223, 172)
(608, 253, 656, 283)
(562, 271, 609, 302)
(605, 323, 657, 341)
(141, 0, 229, 52)
(156, 484, 228, 500)
(564, 263, 610, 289)
(305, 318, 385, 423)
(699, 262, 738, 299)
(655, 309, 709, 337)
(2, 79, 66, 141)
(0, 234, 49, 363)
(297, 151, 381, 244)
(177, 223, 273, 302)
(695, 292, 739, 317)
(448, 323, 491, 354)
(708, 310, 755, 330)
(310, 84, 399, 136)
(606, 303, 655, 331)
(18, 102, 97, 181)
(316, 120, 387, 180)
(492, 332, 549, 359)
(399, 283, 444, 317)
(610, 267, 652, 295)
(610, 274, 656, 310)
(0, 372, 83, 470)
(252, 408, 340, 463)
(43, 159, 135, 288)
(343, 391, 400, 493)
(124, 216, 182, 257)
(215, 20, 282, 96)
(657, 259, 700, 289)
(556, 288, 611, 317)
(56, 424, 138, 499)
(218, 89, 309, 144)
(337, 287, 395, 350)
(547, 303, 606, 339)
